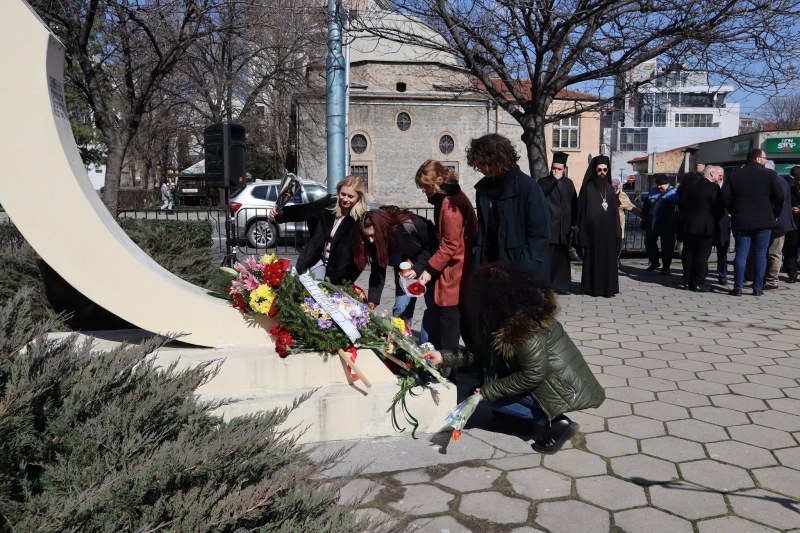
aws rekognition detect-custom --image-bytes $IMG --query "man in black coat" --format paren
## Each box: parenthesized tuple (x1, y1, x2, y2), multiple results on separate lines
(785, 167, 800, 283)
(765, 172, 796, 289)
(538, 152, 577, 294)
(721, 148, 785, 296)
(678, 169, 723, 292)
(707, 166, 731, 285)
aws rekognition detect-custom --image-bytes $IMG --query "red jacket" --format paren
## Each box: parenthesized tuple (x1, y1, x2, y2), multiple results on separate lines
(426, 190, 478, 306)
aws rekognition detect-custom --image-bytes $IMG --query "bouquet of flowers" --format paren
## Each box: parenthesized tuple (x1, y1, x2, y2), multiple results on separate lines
(443, 392, 482, 441)
(223, 254, 292, 318)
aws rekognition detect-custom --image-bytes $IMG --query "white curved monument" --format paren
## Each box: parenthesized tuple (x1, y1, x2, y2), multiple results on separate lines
(0, 1, 269, 347)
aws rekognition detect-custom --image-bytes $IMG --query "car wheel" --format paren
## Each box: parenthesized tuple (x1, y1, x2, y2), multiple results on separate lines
(247, 219, 278, 248)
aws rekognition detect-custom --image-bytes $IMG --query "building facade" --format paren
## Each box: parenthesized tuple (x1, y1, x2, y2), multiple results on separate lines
(697, 129, 800, 177)
(609, 60, 740, 186)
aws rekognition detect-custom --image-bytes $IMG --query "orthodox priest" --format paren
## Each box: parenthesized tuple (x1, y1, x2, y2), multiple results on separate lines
(576, 156, 620, 297)
(538, 152, 577, 294)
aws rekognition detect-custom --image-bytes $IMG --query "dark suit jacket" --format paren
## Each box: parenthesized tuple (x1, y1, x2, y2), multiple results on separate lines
(722, 162, 785, 231)
(538, 174, 577, 245)
(680, 177, 723, 237)
(276, 196, 362, 284)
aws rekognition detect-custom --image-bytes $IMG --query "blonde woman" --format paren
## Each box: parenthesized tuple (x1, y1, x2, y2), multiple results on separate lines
(270, 175, 368, 284)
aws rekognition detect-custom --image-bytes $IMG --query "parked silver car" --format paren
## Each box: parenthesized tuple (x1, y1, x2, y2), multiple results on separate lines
(230, 179, 329, 248)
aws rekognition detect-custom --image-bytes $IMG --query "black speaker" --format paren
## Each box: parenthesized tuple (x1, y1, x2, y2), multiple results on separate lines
(204, 122, 246, 188)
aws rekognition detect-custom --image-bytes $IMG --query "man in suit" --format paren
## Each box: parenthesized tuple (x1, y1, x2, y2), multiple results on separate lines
(678, 168, 723, 292)
(722, 148, 785, 296)
(707, 166, 731, 285)
(538, 152, 577, 294)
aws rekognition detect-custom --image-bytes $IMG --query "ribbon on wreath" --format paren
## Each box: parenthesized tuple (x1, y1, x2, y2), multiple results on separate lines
(345, 344, 359, 379)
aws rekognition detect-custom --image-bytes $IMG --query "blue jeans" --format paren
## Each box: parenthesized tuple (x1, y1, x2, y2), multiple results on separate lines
(393, 286, 438, 346)
(733, 229, 771, 291)
(489, 393, 544, 422)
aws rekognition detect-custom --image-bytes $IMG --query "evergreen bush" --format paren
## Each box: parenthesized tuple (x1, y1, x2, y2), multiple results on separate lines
(0, 292, 365, 531)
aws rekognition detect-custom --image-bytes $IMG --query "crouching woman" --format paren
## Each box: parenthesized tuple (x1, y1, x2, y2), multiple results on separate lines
(423, 262, 605, 454)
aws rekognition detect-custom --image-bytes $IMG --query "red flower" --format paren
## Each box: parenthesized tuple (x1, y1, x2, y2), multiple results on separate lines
(452, 429, 462, 441)
(407, 281, 425, 295)
(277, 258, 292, 271)
(231, 292, 248, 313)
(268, 301, 278, 317)
(269, 323, 282, 336)
(351, 284, 367, 301)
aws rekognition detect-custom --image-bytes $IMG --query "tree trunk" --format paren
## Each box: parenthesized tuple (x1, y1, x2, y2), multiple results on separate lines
(521, 115, 549, 180)
(103, 143, 126, 215)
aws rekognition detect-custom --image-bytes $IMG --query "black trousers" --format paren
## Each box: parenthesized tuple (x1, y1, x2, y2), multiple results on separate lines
(784, 229, 798, 281)
(645, 230, 675, 268)
(438, 304, 462, 351)
(548, 243, 572, 293)
(681, 234, 713, 288)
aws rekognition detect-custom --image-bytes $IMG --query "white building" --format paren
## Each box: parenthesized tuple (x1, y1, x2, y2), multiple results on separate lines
(609, 60, 740, 184)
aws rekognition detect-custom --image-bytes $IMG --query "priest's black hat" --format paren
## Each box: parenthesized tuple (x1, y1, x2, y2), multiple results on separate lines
(552, 152, 569, 165)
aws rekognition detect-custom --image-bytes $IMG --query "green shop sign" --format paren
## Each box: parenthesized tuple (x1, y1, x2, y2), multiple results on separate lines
(765, 137, 800, 153)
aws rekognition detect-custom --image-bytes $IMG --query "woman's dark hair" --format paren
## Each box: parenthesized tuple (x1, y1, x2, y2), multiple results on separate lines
(354, 206, 415, 269)
(463, 262, 556, 341)
(466, 134, 520, 176)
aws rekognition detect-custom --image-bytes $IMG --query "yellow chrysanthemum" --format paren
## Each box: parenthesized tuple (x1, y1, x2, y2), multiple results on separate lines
(261, 253, 278, 264)
(391, 317, 407, 333)
(249, 284, 276, 314)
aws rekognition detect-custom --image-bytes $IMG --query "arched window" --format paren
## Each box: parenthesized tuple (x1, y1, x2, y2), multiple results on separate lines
(396, 112, 411, 131)
(350, 134, 368, 154)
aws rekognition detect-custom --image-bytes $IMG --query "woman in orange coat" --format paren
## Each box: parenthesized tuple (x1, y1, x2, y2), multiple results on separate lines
(411, 160, 479, 351)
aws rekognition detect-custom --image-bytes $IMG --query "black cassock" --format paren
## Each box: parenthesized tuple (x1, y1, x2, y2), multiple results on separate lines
(539, 174, 577, 293)
(577, 177, 620, 297)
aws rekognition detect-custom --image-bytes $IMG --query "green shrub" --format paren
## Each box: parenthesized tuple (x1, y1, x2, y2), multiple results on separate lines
(0, 292, 365, 531)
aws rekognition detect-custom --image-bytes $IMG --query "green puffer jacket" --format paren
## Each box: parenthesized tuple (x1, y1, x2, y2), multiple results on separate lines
(441, 313, 605, 421)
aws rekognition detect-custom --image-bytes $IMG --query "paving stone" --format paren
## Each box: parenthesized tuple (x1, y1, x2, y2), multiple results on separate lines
(717, 338, 757, 349)
(706, 440, 778, 468)
(676, 379, 733, 395)
(595, 373, 628, 388)
(679, 459, 755, 492)
(459, 491, 529, 524)
(667, 419, 729, 442)
(584, 432, 638, 458)
(605, 386, 658, 403)
(355, 508, 398, 533)
(604, 365, 649, 378)
(763, 365, 800, 379)
(404, 515, 470, 533)
(628, 377, 678, 392)
(641, 435, 706, 462)
(746, 373, 797, 388)
(613, 507, 692, 533)
(393, 470, 432, 485)
(543, 449, 607, 477)
(576, 475, 647, 510)
(669, 360, 715, 372)
(388, 484, 455, 515)
(715, 362, 763, 375)
(535, 501, 609, 533)
(608, 415, 666, 439)
(506, 468, 572, 500)
(729, 382, 786, 399)
(486, 454, 541, 471)
(786, 387, 800, 399)
(611, 454, 678, 483)
(436, 466, 501, 492)
(510, 527, 546, 533)
(697, 516, 778, 533)
(585, 398, 632, 418)
(688, 351, 731, 363)
(649, 482, 728, 519)
(710, 394, 767, 412)
(601, 348, 646, 359)
(730, 354, 779, 367)
(750, 410, 800, 432)
(633, 400, 689, 421)
(658, 389, 712, 407)
(697, 370, 748, 385)
(567, 411, 606, 433)
(728, 424, 797, 449)
(690, 406, 750, 426)
(704, 344, 745, 355)
(767, 397, 800, 415)
(728, 488, 800, 530)
(650, 367, 696, 381)
(646, 350, 688, 361)
(627, 358, 669, 370)
(753, 466, 800, 500)
(775, 446, 800, 470)
(338, 478, 383, 505)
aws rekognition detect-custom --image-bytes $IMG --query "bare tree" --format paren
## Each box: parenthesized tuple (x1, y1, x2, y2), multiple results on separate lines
(758, 93, 800, 130)
(355, 0, 800, 178)
(31, 0, 213, 213)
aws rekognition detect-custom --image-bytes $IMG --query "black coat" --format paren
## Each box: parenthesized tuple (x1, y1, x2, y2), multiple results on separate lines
(276, 196, 362, 284)
(773, 176, 796, 235)
(538, 174, 577, 245)
(576, 176, 620, 297)
(679, 177, 723, 237)
(721, 162, 785, 231)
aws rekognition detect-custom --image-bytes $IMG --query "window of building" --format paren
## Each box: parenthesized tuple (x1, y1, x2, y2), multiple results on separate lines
(669, 93, 713, 107)
(619, 128, 648, 151)
(350, 133, 368, 154)
(396, 82, 407, 92)
(350, 165, 369, 191)
(552, 116, 580, 149)
(396, 112, 411, 131)
(439, 134, 455, 155)
(674, 113, 713, 127)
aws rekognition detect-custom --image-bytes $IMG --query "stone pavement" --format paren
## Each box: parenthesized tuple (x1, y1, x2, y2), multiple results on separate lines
(312, 259, 800, 532)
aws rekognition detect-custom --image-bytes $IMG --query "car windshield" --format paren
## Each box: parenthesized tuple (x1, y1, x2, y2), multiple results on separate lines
(305, 184, 328, 201)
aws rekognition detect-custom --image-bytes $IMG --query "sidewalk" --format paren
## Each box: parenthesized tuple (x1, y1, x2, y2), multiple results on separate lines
(313, 259, 800, 532)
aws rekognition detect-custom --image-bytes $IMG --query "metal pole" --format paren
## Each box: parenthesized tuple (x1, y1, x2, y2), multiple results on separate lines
(326, 0, 346, 195)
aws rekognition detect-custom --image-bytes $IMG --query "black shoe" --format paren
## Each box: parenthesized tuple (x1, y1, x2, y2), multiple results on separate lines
(556, 290, 570, 295)
(729, 288, 742, 296)
(531, 416, 579, 455)
(788, 278, 797, 284)
(753, 289, 764, 296)
(764, 284, 778, 291)
(660, 268, 671, 276)
(646, 263, 660, 272)
(693, 284, 714, 293)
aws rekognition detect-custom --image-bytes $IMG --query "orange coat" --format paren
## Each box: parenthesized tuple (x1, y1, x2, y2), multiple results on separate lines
(427, 190, 478, 306)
